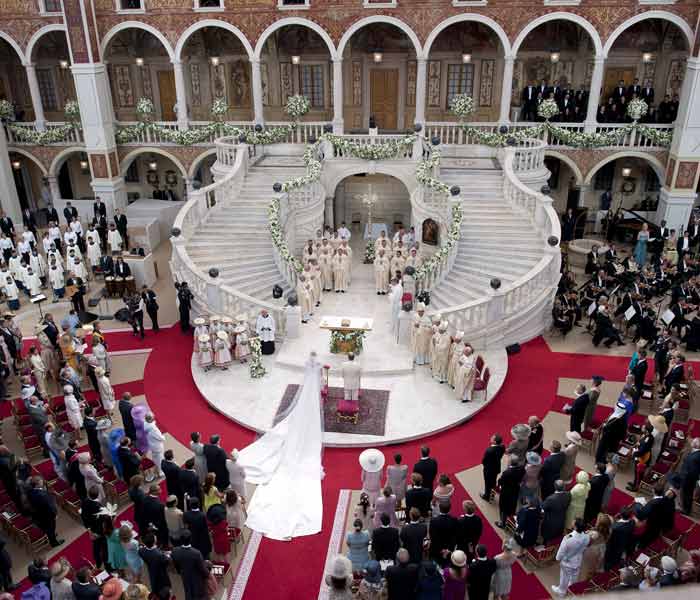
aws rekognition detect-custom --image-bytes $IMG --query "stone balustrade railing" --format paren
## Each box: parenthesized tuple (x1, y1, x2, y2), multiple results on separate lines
(5, 122, 84, 145)
(170, 137, 286, 334)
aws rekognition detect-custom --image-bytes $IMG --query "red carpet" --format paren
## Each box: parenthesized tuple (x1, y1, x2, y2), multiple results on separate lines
(9, 328, 698, 599)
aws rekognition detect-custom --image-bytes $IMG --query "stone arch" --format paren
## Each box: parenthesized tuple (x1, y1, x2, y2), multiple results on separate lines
(25, 24, 67, 64)
(324, 164, 416, 197)
(100, 21, 175, 62)
(583, 151, 665, 185)
(423, 13, 511, 58)
(8, 148, 48, 175)
(603, 10, 694, 57)
(188, 148, 217, 179)
(119, 147, 187, 177)
(544, 150, 584, 186)
(175, 19, 254, 62)
(511, 12, 603, 59)
(254, 17, 336, 61)
(337, 15, 422, 60)
(49, 147, 86, 177)
(0, 30, 25, 62)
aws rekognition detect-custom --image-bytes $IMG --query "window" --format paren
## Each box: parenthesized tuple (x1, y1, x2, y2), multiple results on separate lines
(118, 0, 144, 11)
(363, 0, 397, 7)
(645, 166, 661, 192)
(36, 68, 57, 111)
(194, 0, 224, 8)
(301, 65, 324, 108)
(40, 0, 62, 13)
(593, 162, 615, 191)
(278, 0, 310, 9)
(446, 64, 474, 109)
(125, 161, 140, 183)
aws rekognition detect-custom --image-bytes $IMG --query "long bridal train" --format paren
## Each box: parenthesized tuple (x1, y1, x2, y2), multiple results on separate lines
(237, 352, 325, 540)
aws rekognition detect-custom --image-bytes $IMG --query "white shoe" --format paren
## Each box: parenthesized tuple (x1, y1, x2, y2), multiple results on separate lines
(551, 585, 565, 596)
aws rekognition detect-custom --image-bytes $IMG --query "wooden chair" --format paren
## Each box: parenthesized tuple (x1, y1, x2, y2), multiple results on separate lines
(18, 525, 50, 557)
(474, 355, 485, 376)
(337, 397, 360, 424)
(524, 542, 559, 568)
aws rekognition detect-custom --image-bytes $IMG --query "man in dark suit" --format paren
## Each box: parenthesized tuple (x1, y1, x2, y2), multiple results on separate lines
(631, 350, 648, 392)
(540, 440, 565, 499)
(664, 357, 684, 393)
(80, 487, 108, 569)
(45, 205, 59, 228)
(627, 78, 641, 99)
(584, 463, 610, 523)
(567, 385, 590, 433)
(114, 257, 131, 278)
(114, 209, 128, 250)
(641, 80, 654, 105)
(203, 435, 229, 491)
(604, 507, 636, 570)
(480, 433, 505, 501)
(161, 449, 183, 507)
(635, 482, 675, 547)
(179, 458, 202, 506)
(612, 79, 627, 102)
(138, 532, 171, 596)
(521, 82, 538, 121)
(400, 508, 428, 564)
(467, 544, 497, 600)
(385, 548, 419, 600)
(83, 407, 102, 464)
(413, 446, 438, 491)
(405, 472, 432, 517)
(118, 392, 137, 443)
(117, 437, 141, 483)
(142, 483, 169, 546)
(428, 502, 458, 565)
(496, 455, 525, 528)
(42, 314, 59, 347)
(541, 480, 571, 543)
(371, 513, 400, 561)
(171, 530, 209, 600)
(0, 211, 14, 240)
(183, 497, 211, 559)
(93, 198, 107, 221)
(63, 202, 78, 225)
(456, 500, 482, 560)
(71, 567, 101, 600)
(679, 438, 700, 514)
(27, 477, 63, 546)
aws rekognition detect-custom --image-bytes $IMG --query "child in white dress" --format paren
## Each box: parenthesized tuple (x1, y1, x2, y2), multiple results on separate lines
(234, 325, 250, 363)
(214, 331, 232, 370)
(198, 334, 213, 371)
(193, 317, 209, 352)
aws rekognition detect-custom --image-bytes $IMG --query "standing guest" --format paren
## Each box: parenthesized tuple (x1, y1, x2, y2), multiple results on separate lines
(432, 473, 454, 515)
(480, 434, 505, 501)
(161, 450, 183, 507)
(631, 349, 649, 392)
(81, 486, 108, 569)
(659, 556, 680, 587)
(203, 434, 229, 491)
(427, 502, 458, 566)
(400, 508, 428, 565)
(415, 560, 442, 599)
(679, 437, 700, 515)
(552, 519, 590, 597)
(176, 282, 194, 332)
(189, 431, 208, 483)
(128, 475, 147, 534)
(119, 393, 137, 442)
(519, 451, 542, 505)
(138, 532, 171, 596)
(202, 473, 223, 512)
(78, 453, 104, 503)
(527, 416, 544, 455)
(456, 500, 482, 560)
(514, 497, 541, 552)
(353, 493, 372, 532)
(171, 530, 209, 600)
(27, 476, 63, 546)
(584, 463, 610, 524)
(492, 540, 517, 600)
(467, 544, 497, 600)
(85, 411, 102, 463)
(565, 471, 590, 529)
(144, 413, 165, 478)
(413, 446, 438, 491)
(183, 497, 211, 560)
(580, 514, 612, 579)
(495, 455, 525, 528)
(604, 507, 635, 570)
(95, 367, 115, 414)
(346, 518, 371, 572)
(507, 424, 530, 464)
(71, 567, 101, 599)
(49, 559, 72, 600)
(385, 549, 419, 600)
(324, 555, 353, 600)
(541, 480, 571, 544)
(540, 440, 565, 499)
(595, 402, 629, 464)
(356, 560, 384, 600)
(373, 486, 398, 528)
(118, 438, 141, 483)
(114, 209, 128, 250)
(124, 292, 145, 340)
(255, 309, 275, 354)
(224, 490, 246, 536)
(371, 512, 400, 561)
(165, 495, 185, 545)
(0, 536, 15, 592)
(386, 453, 408, 505)
(567, 384, 589, 433)
(141, 285, 159, 332)
(560, 431, 582, 485)
(143, 483, 168, 546)
(405, 473, 432, 518)
(441, 550, 468, 600)
(359, 448, 384, 507)
(119, 523, 143, 582)
(179, 458, 202, 507)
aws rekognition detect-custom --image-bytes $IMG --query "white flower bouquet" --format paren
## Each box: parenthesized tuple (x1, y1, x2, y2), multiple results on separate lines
(286, 95, 311, 120)
(0, 99, 14, 121)
(449, 94, 475, 120)
(211, 98, 229, 121)
(64, 100, 81, 123)
(627, 98, 649, 122)
(537, 99, 560, 121)
(136, 97, 155, 122)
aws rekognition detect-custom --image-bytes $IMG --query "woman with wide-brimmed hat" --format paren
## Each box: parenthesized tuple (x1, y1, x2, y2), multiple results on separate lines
(519, 451, 542, 505)
(442, 550, 468, 599)
(359, 449, 385, 507)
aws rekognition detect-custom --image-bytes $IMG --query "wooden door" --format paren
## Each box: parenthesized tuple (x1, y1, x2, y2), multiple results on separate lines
(158, 71, 177, 121)
(370, 69, 399, 131)
(603, 68, 636, 99)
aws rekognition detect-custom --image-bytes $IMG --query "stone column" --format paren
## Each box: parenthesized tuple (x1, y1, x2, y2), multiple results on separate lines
(25, 64, 46, 131)
(172, 59, 189, 129)
(584, 57, 605, 131)
(577, 183, 591, 208)
(46, 175, 61, 203)
(0, 124, 22, 222)
(251, 58, 265, 125)
(414, 58, 427, 127)
(499, 57, 515, 124)
(332, 58, 344, 134)
(324, 196, 334, 228)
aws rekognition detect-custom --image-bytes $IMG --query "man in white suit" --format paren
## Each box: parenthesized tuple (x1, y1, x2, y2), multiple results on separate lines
(342, 353, 362, 401)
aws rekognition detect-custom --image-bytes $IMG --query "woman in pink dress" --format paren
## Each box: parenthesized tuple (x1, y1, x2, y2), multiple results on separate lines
(442, 550, 468, 600)
(372, 486, 398, 528)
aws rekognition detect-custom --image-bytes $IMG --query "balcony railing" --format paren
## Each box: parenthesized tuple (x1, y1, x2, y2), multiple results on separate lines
(5, 122, 84, 145)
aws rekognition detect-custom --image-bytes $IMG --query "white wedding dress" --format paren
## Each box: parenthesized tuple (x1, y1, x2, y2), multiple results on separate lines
(238, 354, 324, 540)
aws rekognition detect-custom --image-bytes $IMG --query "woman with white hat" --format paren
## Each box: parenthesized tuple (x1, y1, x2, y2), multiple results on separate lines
(95, 367, 116, 414)
(213, 330, 232, 370)
(560, 431, 582, 485)
(63, 384, 84, 434)
(193, 317, 208, 353)
(443, 549, 468, 597)
(226, 449, 246, 499)
(78, 452, 105, 503)
(233, 324, 250, 363)
(197, 334, 213, 371)
(91, 336, 111, 375)
(359, 448, 385, 507)
(324, 555, 353, 600)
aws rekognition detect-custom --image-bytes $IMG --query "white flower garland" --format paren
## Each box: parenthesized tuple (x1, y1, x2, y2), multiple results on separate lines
(414, 204, 463, 281)
(2, 101, 81, 145)
(416, 148, 450, 195)
(325, 133, 415, 160)
(364, 239, 376, 264)
(538, 99, 560, 120)
(211, 98, 228, 121)
(627, 98, 649, 121)
(136, 97, 155, 121)
(449, 94, 475, 120)
(286, 95, 311, 120)
(64, 100, 81, 123)
(0, 99, 14, 121)
(268, 198, 304, 274)
(249, 336, 267, 378)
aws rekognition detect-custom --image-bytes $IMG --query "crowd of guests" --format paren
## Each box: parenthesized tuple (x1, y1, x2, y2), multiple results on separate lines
(520, 77, 678, 124)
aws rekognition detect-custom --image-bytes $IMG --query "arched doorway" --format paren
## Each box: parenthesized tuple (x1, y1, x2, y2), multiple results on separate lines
(0, 36, 33, 121)
(9, 151, 48, 212)
(26, 28, 74, 122)
(543, 154, 583, 213)
(120, 150, 187, 203)
(190, 151, 217, 187)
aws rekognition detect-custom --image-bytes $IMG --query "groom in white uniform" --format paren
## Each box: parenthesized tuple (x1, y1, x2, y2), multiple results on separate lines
(342, 353, 362, 401)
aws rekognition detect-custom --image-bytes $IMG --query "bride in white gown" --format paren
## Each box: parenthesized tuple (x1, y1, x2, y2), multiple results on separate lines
(237, 352, 324, 540)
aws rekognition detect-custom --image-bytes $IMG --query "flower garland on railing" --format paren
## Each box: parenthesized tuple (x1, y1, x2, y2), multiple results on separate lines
(416, 148, 450, 195)
(282, 140, 323, 192)
(1, 100, 82, 145)
(268, 198, 304, 274)
(249, 336, 267, 378)
(324, 133, 416, 160)
(414, 203, 463, 282)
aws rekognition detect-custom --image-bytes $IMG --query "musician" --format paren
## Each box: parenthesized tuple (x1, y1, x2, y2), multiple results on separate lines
(676, 253, 692, 279)
(621, 255, 639, 273)
(100, 255, 114, 278)
(589, 269, 610, 299)
(605, 243, 618, 263)
(677, 230, 691, 258)
(592, 305, 624, 348)
(671, 281, 691, 305)
(670, 300, 692, 338)
(685, 314, 700, 351)
(563, 291, 582, 325)
(114, 257, 131, 278)
(585, 245, 601, 275)
(552, 299, 573, 336)
(636, 308, 658, 344)
(66, 273, 86, 315)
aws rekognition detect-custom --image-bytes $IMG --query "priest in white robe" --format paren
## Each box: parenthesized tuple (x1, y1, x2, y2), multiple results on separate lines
(374, 250, 390, 294)
(454, 345, 476, 402)
(389, 277, 403, 336)
(296, 275, 313, 323)
(341, 352, 362, 401)
(447, 331, 465, 388)
(412, 304, 433, 365)
(256, 309, 276, 355)
(390, 251, 406, 279)
(431, 321, 452, 383)
(107, 224, 123, 254)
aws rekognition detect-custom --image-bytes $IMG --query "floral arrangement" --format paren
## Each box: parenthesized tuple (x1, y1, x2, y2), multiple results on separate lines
(414, 204, 463, 281)
(537, 98, 560, 120)
(0, 99, 14, 121)
(416, 148, 450, 195)
(211, 98, 229, 121)
(627, 98, 649, 122)
(64, 100, 81, 123)
(268, 198, 303, 274)
(330, 330, 366, 354)
(286, 95, 311, 120)
(325, 133, 415, 161)
(449, 94, 475, 120)
(249, 336, 266, 378)
(364, 239, 375, 264)
(136, 97, 155, 122)
(282, 140, 323, 192)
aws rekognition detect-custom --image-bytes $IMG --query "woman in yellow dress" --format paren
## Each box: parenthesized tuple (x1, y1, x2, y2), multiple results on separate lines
(58, 332, 78, 370)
